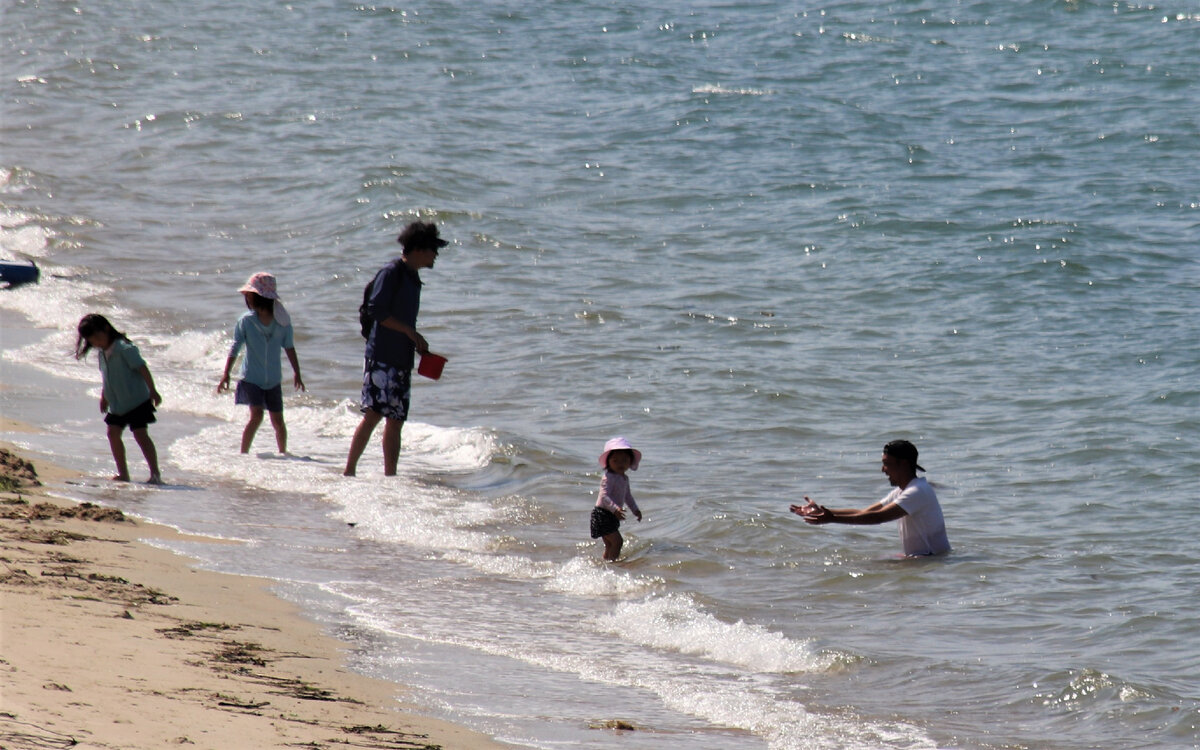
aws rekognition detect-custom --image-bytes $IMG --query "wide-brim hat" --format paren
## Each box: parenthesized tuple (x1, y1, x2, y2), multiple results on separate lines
(599, 436, 641, 471)
(238, 271, 279, 300)
(238, 272, 291, 326)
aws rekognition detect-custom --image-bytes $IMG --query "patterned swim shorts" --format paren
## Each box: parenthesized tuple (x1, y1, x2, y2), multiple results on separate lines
(590, 507, 621, 539)
(360, 360, 411, 421)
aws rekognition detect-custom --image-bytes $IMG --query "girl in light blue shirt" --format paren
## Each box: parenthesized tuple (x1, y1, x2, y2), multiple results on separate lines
(217, 272, 305, 454)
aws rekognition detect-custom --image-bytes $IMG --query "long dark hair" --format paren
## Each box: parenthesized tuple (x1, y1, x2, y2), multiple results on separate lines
(75, 314, 130, 360)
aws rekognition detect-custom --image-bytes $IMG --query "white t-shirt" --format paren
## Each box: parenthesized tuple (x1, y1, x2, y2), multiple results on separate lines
(883, 476, 950, 556)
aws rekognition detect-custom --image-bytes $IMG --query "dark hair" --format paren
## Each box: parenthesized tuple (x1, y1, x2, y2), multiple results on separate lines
(883, 439, 925, 472)
(75, 314, 130, 360)
(605, 449, 635, 472)
(397, 221, 448, 254)
(244, 291, 275, 314)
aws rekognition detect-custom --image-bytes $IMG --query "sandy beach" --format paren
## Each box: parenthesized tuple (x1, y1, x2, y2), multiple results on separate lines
(0, 430, 510, 750)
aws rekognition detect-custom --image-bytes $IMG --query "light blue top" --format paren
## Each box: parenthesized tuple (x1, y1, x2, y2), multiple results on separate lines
(229, 310, 294, 389)
(98, 339, 151, 416)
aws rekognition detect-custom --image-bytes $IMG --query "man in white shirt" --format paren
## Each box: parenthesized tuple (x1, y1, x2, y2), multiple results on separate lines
(790, 440, 950, 557)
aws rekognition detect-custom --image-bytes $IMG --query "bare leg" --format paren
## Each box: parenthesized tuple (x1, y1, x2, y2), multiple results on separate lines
(131, 427, 161, 483)
(602, 531, 623, 561)
(107, 424, 130, 481)
(344, 410, 383, 476)
(268, 410, 287, 453)
(381, 418, 403, 476)
(241, 406, 264, 454)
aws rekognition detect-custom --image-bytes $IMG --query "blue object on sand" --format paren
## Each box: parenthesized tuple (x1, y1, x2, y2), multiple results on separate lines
(0, 261, 40, 287)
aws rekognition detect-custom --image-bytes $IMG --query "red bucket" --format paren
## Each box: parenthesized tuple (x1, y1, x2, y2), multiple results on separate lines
(417, 352, 447, 380)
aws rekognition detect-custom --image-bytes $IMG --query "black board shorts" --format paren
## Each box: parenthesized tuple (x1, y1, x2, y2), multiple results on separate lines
(104, 399, 156, 430)
(590, 506, 620, 538)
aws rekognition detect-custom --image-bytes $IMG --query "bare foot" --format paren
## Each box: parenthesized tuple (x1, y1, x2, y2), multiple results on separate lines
(112, 475, 130, 482)
(145, 474, 163, 485)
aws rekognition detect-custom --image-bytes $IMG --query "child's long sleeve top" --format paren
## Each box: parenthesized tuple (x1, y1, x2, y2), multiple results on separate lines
(595, 470, 639, 515)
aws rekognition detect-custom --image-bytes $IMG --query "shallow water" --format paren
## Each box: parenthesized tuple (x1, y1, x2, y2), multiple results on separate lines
(3, 0, 1199, 747)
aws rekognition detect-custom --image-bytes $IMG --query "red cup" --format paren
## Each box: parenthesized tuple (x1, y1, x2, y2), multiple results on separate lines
(417, 352, 447, 380)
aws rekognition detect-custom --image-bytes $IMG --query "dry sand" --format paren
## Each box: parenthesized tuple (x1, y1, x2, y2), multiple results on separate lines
(0, 437, 512, 750)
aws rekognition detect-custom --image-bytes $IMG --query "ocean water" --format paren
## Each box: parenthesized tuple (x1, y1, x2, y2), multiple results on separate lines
(3, 0, 1199, 747)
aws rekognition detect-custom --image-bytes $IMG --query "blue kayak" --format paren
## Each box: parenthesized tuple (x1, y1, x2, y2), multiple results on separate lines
(0, 261, 39, 286)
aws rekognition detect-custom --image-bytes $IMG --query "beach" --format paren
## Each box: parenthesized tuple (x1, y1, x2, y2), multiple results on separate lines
(0, 433, 509, 750)
(4, 0, 1199, 746)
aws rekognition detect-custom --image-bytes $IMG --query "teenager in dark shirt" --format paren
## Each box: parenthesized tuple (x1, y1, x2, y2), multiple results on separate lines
(344, 221, 448, 477)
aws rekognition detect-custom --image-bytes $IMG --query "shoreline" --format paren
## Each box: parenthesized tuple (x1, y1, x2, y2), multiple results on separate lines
(0, 433, 512, 749)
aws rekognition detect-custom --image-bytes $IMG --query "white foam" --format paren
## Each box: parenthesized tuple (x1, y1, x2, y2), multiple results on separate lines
(525, 650, 932, 750)
(440, 551, 657, 596)
(692, 83, 775, 96)
(0, 273, 112, 333)
(157, 328, 229, 372)
(0, 223, 51, 259)
(396, 423, 499, 473)
(0, 202, 61, 260)
(594, 594, 833, 675)
(347, 598, 931, 750)
(170, 417, 505, 555)
(335, 483, 498, 553)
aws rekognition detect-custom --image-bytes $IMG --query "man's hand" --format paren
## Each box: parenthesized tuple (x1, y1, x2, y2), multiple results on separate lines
(789, 497, 832, 524)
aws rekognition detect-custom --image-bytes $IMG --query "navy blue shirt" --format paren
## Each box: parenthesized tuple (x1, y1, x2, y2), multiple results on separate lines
(364, 258, 422, 369)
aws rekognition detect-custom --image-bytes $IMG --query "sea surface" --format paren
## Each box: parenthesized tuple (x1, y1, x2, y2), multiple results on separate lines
(3, 0, 1199, 747)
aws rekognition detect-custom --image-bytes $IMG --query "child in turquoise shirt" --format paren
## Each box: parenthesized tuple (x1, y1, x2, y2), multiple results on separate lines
(75, 314, 163, 484)
(217, 272, 305, 454)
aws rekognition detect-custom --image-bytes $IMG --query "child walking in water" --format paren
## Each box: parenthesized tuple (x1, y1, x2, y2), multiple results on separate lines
(217, 272, 305, 454)
(75, 314, 163, 484)
(590, 437, 643, 561)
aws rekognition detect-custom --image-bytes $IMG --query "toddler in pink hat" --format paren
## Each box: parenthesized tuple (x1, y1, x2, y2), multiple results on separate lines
(590, 437, 644, 561)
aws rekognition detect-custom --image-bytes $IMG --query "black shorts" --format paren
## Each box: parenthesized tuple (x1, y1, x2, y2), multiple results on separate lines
(235, 380, 284, 413)
(590, 507, 620, 539)
(104, 399, 156, 430)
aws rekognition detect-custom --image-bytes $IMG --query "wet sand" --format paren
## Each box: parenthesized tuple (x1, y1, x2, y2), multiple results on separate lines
(0, 437, 512, 750)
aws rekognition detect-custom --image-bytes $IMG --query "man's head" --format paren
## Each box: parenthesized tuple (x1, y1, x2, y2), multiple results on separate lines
(881, 439, 924, 486)
(398, 221, 448, 269)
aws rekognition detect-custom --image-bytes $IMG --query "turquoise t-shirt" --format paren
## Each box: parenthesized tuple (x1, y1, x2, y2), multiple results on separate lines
(228, 310, 294, 389)
(98, 339, 151, 416)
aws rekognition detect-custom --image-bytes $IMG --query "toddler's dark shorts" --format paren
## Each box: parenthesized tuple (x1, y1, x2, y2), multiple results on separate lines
(590, 506, 620, 539)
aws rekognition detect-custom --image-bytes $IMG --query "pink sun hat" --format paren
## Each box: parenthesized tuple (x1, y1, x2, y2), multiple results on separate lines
(599, 437, 641, 471)
(238, 271, 280, 299)
(238, 272, 291, 326)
